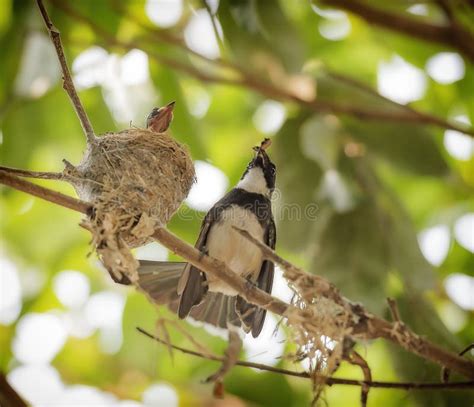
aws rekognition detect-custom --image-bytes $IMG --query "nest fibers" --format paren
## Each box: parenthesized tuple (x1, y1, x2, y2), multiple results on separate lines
(64, 127, 195, 282)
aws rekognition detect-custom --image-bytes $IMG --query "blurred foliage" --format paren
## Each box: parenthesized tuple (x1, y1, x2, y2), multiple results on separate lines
(1, 0, 473, 406)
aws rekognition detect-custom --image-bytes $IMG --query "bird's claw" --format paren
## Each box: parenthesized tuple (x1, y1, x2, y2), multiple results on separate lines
(199, 246, 209, 261)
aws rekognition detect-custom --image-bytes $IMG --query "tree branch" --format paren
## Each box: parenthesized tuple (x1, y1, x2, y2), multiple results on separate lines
(49, 0, 474, 138)
(137, 328, 474, 390)
(320, 0, 474, 63)
(230, 227, 474, 379)
(0, 165, 64, 180)
(36, 0, 96, 144)
(1, 173, 474, 379)
(0, 170, 90, 214)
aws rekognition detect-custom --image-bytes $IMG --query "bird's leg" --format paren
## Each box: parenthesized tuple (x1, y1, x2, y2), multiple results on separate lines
(204, 327, 242, 394)
(198, 245, 209, 261)
(242, 275, 257, 290)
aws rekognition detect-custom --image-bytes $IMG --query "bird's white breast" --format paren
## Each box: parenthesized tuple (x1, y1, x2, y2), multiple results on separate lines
(237, 167, 269, 196)
(206, 205, 265, 296)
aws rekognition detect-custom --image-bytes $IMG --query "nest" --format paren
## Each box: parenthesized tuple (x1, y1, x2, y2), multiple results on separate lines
(64, 128, 195, 282)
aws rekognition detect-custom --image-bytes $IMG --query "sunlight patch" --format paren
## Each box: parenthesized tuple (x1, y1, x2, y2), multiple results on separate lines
(318, 16, 351, 41)
(142, 383, 178, 407)
(184, 9, 222, 59)
(377, 55, 427, 104)
(426, 52, 465, 84)
(185, 86, 211, 118)
(145, 0, 183, 28)
(443, 115, 473, 161)
(54, 270, 90, 309)
(0, 258, 21, 325)
(407, 4, 429, 15)
(72, 46, 108, 89)
(8, 365, 64, 405)
(243, 314, 285, 367)
(185, 161, 228, 211)
(418, 225, 450, 266)
(454, 213, 474, 253)
(13, 313, 67, 364)
(445, 273, 474, 310)
(312, 5, 351, 41)
(135, 242, 168, 261)
(85, 291, 125, 353)
(253, 100, 286, 134)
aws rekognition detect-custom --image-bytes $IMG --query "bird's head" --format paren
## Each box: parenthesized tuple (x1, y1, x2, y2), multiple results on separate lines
(146, 101, 175, 133)
(238, 138, 276, 195)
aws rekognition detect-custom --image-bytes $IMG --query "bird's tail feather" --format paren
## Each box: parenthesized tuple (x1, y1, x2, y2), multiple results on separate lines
(136, 260, 185, 305)
(137, 260, 242, 330)
(187, 292, 242, 330)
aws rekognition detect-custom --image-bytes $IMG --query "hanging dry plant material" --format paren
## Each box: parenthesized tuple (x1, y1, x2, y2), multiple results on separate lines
(63, 103, 195, 282)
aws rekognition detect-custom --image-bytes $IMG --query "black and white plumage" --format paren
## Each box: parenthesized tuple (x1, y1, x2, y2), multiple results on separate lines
(135, 144, 276, 338)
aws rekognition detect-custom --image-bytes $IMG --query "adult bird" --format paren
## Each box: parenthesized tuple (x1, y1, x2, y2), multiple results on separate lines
(136, 139, 276, 338)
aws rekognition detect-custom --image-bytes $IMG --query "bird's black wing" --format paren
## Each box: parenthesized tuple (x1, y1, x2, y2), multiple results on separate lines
(250, 216, 276, 337)
(236, 215, 276, 337)
(177, 204, 222, 318)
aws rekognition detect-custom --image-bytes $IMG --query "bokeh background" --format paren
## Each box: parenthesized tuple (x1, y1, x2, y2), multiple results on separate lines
(1, 0, 473, 406)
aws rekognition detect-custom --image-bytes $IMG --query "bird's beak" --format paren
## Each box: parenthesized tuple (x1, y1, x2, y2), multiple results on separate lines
(252, 138, 271, 164)
(160, 101, 175, 119)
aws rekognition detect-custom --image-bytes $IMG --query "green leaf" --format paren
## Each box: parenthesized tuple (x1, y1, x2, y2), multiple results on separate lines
(273, 114, 323, 251)
(346, 119, 449, 176)
(0, 0, 30, 109)
(386, 293, 472, 406)
(309, 158, 435, 313)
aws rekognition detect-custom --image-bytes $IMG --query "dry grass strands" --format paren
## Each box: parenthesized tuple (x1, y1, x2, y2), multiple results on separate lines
(65, 128, 195, 281)
(232, 226, 371, 399)
(286, 284, 352, 402)
(282, 257, 372, 403)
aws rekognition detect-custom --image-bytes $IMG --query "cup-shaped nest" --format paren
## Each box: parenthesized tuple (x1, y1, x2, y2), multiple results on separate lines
(64, 127, 195, 281)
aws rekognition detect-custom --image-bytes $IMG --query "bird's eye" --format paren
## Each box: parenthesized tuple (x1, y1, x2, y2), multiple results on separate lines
(270, 165, 276, 175)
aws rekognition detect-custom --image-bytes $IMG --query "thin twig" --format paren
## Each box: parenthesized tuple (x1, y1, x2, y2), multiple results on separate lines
(0, 170, 90, 214)
(324, 69, 474, 134)
(345, 351, 372, 407)
(0, 165, 64, 180)
(36, 0, 96, 144)
(137, 327, 474, 390)
(442, 343, 474, 383)
(387, 297, 402, 323)
(202, 0, 226, 55)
